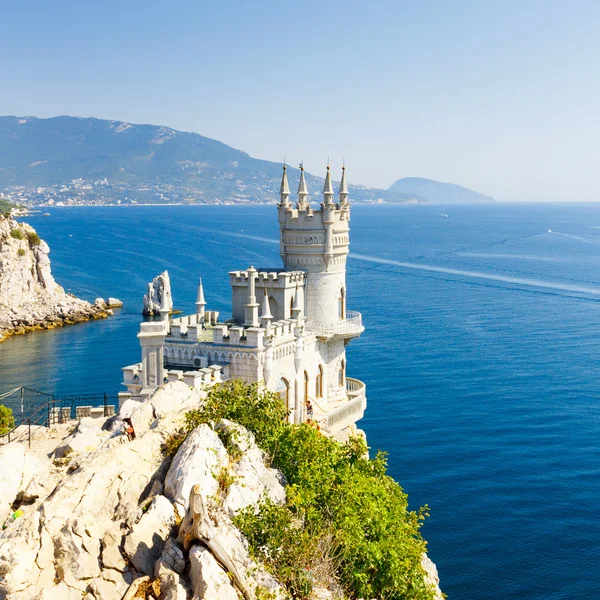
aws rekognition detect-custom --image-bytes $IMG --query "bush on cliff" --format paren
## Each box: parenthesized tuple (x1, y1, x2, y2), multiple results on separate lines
(163, 381, 434, 600)
(0, 405, 15, 436)
(10, 228, 23, 240)
(26, 231, 41, 246)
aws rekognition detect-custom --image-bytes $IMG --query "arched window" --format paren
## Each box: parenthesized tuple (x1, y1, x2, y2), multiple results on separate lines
(277, 377, 290, 411)
(304, 371, 309, 403)
(338, 287, 346, 320)
(290, 296, 294, 319)
(339, 360, 345, 387)
(316, 365, 324, 399)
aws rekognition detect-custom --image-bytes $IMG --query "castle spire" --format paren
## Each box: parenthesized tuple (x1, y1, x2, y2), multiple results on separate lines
(323, 164, 334, 205)
(279, 163, 290, 205)
(297, 162, 308, 209)
(260, 288, 273, 334)
(195, 278, 206, 319)
(339, 164, 349, 205)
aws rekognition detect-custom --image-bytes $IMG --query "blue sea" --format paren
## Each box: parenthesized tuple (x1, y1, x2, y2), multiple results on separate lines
(2, 203, 600, 599)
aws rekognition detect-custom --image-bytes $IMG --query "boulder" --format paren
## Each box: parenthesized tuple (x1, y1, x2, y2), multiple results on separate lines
(189, 544, 239, 600)
(106, 297, 123, 308)
(164, 424, 228, 511)
(53, 418, 108, 458)
(218, 420, 286, 517)
(142, 270, 173, 315)
(94, 298, 107, 309)
(154, 537, 185, 576)
(0, 443, 25, 523)
(123, 494, 176, 575)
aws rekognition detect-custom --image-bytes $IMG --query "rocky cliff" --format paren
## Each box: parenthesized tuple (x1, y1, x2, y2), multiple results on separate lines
(0, 382, 443, 600)
(0, 215, 112, 342)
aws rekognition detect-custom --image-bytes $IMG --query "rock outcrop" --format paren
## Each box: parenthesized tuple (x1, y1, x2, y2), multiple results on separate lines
(0, 382, 288, 600)
(0, 381, 444, 600)
(142, 270, 173, 315)
(0, 215, 115, 342)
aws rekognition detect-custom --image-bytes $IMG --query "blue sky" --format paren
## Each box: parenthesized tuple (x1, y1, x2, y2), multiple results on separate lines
(1, 0, 598, 201)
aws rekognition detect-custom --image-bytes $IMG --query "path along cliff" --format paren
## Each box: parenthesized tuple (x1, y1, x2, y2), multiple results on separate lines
(0, 214, 117, 342)
(0, 381, 443, 600)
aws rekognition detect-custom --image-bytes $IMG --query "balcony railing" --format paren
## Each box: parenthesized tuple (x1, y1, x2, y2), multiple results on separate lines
(307, 311, 364, 337)
(321, 377, 367, 434)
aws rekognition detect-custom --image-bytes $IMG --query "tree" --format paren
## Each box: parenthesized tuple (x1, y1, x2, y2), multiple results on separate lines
(0, 405, 15, 436)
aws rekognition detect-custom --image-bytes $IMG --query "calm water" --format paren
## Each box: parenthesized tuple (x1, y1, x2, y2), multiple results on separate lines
(2, 203, 600, 599)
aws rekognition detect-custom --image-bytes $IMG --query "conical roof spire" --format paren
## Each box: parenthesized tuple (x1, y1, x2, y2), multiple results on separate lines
(279, 163, 290, 204)
(297, 162, 308, 209)
(195, 278, 206, 317)
(323, 164, 334, 204)
(261, 288, 273, 321)
(339, 164, 349, 205)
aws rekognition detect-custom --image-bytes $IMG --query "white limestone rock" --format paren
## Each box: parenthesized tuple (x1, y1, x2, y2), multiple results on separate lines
(156, 565, 188, 600)
(142, 269, 173, 315)
(154, 537, 186, 576)
(53, 418, 109, 458)
(106, 297, 123, 308)
(164, 423, 228, 512)
(0, 444, 25, 524)
(0, 215, 113, 341)
(421, 553, 444, 600)
(189, 544, 239, 600)
(123, 494, 176, 575)
(218, 420, 286, 517)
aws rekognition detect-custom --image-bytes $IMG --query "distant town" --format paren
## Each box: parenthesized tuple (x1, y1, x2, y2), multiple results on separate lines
(0, 178, 394, 208)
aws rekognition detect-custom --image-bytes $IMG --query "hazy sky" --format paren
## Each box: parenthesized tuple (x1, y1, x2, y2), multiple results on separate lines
(1, 0, 598, 201)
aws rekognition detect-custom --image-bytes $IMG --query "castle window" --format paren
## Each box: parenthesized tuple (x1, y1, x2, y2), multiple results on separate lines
(338, 287, 346, 320)
(316, 365, 324, 399)
(290, 296, 294, 318)
(278, 377, 290, 411)
(304, 371, 309, 403)
(339, 360, 345, 387)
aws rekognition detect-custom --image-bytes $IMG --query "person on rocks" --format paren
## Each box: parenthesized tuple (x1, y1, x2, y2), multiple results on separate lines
(123, 417, 136, 441)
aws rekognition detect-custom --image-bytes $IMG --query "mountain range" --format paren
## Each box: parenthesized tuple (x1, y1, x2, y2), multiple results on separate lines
(0, 116, 494, 205)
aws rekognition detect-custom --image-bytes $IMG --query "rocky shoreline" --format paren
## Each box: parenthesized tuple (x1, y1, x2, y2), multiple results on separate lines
(0, 214, 120, 343)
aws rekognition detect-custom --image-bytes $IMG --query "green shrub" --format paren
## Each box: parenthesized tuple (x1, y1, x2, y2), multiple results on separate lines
(236, 426, 433, 600)
(165, 381, 435, 600)
(10, 229, 23, 240)
(0, 405, 15, 436)
(17, 248, 25, 257)
(27, 231, 41, 246)
(161, 380, 287, 459)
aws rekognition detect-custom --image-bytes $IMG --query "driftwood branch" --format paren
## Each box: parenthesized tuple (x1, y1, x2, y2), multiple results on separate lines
(179, 484, 255, 600)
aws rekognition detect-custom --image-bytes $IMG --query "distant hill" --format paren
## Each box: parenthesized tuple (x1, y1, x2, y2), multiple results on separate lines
(389, 177, 494, 204)
(0, 116, 423, 205)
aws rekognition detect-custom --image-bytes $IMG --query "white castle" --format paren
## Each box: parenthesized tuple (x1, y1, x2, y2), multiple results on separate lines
(122, 164, 367, 439)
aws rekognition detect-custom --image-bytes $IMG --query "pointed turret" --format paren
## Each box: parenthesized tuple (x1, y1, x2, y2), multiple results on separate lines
(260, 288, 273, 333)
(323, 164, 334, 205)
(279, 164, 291, 206)
(297, 163, 308, 209)
(339, 164, 349, 205)
(195, 278, 206, 320)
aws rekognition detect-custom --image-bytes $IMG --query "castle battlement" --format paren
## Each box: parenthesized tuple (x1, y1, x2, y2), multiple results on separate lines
(123, 163, 366, 439)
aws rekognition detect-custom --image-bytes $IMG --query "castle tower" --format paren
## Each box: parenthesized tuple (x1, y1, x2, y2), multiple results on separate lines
(279, 164, 351, 325)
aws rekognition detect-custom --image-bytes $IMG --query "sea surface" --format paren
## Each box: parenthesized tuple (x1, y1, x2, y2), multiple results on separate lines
(2, 203, 600, 599)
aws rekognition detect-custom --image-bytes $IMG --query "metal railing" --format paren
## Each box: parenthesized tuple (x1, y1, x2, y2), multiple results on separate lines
(307, 311, 363, 336)
(0, 387, 119, 446)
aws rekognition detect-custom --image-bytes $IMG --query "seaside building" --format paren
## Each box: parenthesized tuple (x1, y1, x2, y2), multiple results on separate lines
(122, 165, 367, 438)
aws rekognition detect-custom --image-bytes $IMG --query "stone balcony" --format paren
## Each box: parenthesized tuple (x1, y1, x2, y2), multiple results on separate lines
(316, 377, 367, 436)
(307, 310, 364, 339)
